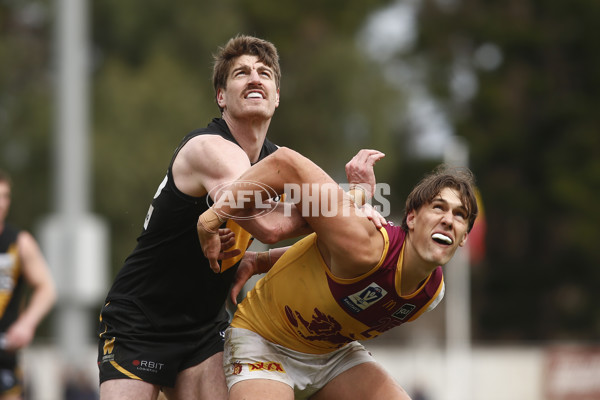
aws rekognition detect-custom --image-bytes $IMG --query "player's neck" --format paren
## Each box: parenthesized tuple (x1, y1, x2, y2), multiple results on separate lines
(401, 238, 437, 295)
(223, 114, 270, 163)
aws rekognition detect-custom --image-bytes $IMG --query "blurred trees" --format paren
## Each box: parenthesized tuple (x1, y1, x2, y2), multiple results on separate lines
(407, 0, 600, 341)
(0, 1, 53, 228)
(3, 0, 401, 302)
(1, 0, 599, 342)
(89, 0, 402, 272)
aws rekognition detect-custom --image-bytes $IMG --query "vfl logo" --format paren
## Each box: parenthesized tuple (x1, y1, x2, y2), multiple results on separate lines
(248, 362, 286, 373)
(342, 283, 387, 313)
(392, 304, 416, 321)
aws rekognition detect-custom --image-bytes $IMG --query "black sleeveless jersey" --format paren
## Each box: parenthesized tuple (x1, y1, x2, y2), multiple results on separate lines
(0, 223, 25, 333)
(104, 118, 278, 338)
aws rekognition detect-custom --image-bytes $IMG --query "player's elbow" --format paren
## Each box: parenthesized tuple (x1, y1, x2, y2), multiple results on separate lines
(272, 146, 295, 160)
(269, 147, 304, 179)
(43, 279, 58, 308)
(251, 226, 284, 244)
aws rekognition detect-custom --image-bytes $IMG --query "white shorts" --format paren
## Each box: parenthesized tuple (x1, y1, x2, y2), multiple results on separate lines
(223, 327, 376, 399)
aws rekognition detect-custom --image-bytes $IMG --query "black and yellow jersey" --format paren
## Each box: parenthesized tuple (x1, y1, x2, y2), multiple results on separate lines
(0, 224, 24, 333)
(103, 118, 278, 339)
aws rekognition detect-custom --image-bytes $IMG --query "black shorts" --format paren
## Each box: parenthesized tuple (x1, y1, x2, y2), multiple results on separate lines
(97, 300, 228, 388)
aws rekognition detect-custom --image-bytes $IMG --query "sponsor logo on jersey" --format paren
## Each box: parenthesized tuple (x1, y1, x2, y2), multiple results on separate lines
(101, 337, 116, 363)
(133, 359, 165, 373)
(248, 361, 286, 373)
(392, 303, 416, 320)
(342, 282, 387, 313)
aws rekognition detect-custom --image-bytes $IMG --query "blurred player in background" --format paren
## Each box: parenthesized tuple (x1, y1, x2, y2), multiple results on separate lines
(198, 148, 478, 400)
(0, 170, 57, 400)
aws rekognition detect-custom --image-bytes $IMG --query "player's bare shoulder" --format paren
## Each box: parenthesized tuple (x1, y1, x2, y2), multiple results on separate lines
(173, 134, 251, 197)
(183, 135, 246, 167)
(17, 230, 38, 255)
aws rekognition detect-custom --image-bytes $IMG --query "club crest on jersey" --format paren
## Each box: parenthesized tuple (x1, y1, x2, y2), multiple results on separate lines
(342, 282, 387, 313)
(232, 362, 242, 375)
(392, 303, 416, 320)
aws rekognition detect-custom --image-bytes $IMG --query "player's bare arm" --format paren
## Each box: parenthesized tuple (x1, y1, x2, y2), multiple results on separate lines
(240, 147, 384, 278)
(5, 231, 56, 350)
(199, 147, 384, 277)
(172, 134, 252, 198)
(229, 246, 290, 305)
(227, 147, 385, 294)
(175, 135, 308, 243)
(235, 201, 311, 244)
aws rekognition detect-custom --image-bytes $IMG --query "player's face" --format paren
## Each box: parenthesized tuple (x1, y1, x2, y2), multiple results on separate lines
(217, 55, 280, 121)
(406, 187, 469, 267)
(0, 182, 11, 222)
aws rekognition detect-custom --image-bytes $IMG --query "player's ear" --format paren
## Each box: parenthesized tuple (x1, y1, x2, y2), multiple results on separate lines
(217, 88, 226, 108)
(458, 232, 468, 247)
(406, 210, 416, 230)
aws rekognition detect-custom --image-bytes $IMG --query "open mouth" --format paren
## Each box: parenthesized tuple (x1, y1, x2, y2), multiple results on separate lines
(432, 233, 453, 245)
(246, 91, 264, 99)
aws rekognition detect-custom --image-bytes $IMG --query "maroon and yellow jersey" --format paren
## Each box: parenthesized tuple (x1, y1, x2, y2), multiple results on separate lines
(232, 224, 445, 354)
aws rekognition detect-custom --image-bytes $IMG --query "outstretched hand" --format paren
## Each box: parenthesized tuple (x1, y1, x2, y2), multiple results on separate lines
(197, 227, 241, 273)
(345, 149, 385, 198)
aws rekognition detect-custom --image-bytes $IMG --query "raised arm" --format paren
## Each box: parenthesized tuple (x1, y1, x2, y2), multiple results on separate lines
(345, 149, 385, 206)
(199, 147, 385, 278)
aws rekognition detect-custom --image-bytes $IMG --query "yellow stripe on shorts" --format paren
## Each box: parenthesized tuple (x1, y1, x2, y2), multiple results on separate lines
(110, 361, 142, 380)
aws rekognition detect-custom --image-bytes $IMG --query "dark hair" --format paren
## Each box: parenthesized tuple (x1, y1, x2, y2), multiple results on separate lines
(401, 164, 478, 232)
(212, 34, 281, 112)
